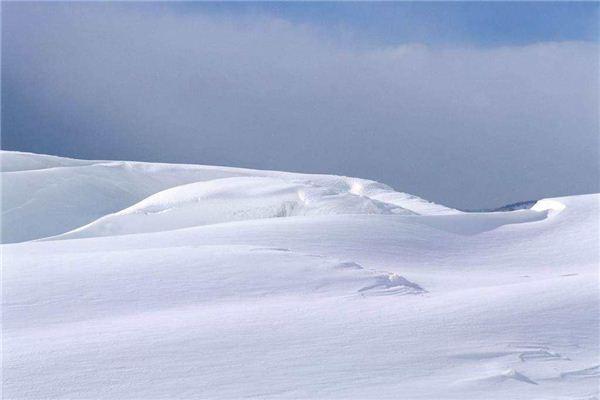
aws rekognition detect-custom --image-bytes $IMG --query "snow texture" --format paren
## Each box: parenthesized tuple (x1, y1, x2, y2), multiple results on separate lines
(2, 150, 598, 399)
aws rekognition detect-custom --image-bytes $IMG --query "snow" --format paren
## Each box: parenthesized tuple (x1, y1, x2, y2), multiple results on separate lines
(49, 176, 413, 240)
(2, 150, 598, 399)
(1, 151, 449, 244)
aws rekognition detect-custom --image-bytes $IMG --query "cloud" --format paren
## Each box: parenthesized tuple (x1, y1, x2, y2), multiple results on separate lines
(2, 3, 598, 208)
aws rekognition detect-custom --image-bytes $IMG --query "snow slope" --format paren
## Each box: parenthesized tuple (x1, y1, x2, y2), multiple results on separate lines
(2, 151, 598, 399)
(49, 176, 414, 240)
(1, 151, 451, 243)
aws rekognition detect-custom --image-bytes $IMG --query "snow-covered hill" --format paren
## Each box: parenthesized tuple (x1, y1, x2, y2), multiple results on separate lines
(2, 151, 598, 399)
(0, 151, 454, 244)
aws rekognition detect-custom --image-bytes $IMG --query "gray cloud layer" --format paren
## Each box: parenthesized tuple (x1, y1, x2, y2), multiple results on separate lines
(3, 4, 599, 208)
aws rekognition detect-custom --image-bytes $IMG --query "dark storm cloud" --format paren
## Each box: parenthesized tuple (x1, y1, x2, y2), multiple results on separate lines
(2, 3, 598, 208)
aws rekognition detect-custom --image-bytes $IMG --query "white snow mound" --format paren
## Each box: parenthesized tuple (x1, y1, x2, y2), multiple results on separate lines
(53, 176, 413, 239)
(1, 150, 453, 243)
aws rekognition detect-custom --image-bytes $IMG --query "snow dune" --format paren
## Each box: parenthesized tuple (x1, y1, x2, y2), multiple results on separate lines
(49, 176, 415, 240)
(1, 151, 451, 243)
(2, 151, 598, 399)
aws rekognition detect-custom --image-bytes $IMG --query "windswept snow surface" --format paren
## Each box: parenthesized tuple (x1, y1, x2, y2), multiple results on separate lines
(1, 151, 449, 244)
(2, 151, 599, 399)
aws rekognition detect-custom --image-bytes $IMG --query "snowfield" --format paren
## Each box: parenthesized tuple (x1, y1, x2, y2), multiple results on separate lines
(2, 151, 599, 399)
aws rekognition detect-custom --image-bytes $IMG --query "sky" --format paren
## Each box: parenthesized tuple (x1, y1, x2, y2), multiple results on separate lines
(2, 2, 599, 209)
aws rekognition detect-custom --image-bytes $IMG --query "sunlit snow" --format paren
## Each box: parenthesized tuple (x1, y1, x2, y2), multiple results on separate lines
(2, 151, 598, 399)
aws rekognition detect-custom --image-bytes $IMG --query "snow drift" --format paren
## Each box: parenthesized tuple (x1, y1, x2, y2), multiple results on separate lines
(2, 151, 598, 399)
(49, 176, 414, 240)
(1, 151, 452, 243)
